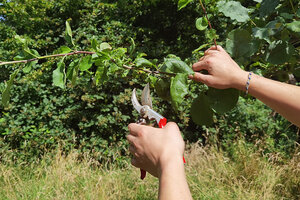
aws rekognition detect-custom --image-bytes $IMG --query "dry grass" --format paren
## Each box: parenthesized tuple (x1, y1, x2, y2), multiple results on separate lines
(0, 142, 299, 200)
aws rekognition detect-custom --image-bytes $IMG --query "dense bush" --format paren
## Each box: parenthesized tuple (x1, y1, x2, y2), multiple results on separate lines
(0, 0, 299, 164)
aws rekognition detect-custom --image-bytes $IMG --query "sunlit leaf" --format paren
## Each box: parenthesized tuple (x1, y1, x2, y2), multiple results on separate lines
(53, 60, 66, 89)
(135, 58, 153, 68)
(287, 21, 300, 33)
(160, 58, 194, 75)
(178, 0, 193, 10)
(95, 66, 108, 86)
(100, 42, 112, 51)
(2, 68, 20, 107)
(79, 55, 93, 71)
(217, 1, 249, 23)
(91, 38, 98, 51)
(190, 94, 214, 126)
(207, 88, 239, 114)
(170, 73, 188, 110)
(195, 17, 208, 31)
(58, 46, 72, 54)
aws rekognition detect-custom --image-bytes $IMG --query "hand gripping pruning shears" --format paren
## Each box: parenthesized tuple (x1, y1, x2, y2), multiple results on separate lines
(131, 83, 186, 180)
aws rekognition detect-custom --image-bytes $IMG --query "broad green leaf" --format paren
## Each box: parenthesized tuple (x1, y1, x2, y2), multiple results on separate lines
(155, 78, 171, 101)
(65, 21, 75, 47)
(190, 94, 214, 126)
(65, 21, 72, 38)
(252, 20, 282, 43)
(100, 42, 112, 51)
(14, 35, 26, 45)
(58, 46, 72, 54)
(53, 61, 66, 89)
(178, 0, 193, 10)
(195, 17, 208, 31)
(160, 58, 194, 75)
(135, 58, 153, 68)
(287, 21, 300, 33)
(95, 66, 108, 86)
(265, 41, 295, 65)
(259, 0, 279, 17)
(67, 59, 79, 80)
(2, 68, 20, 107)
(91, 38, 98, 51)
(217, 1, 249, 23)
(79, 55, 93, 71)
(205, 29, 218, 42)
(207, 88, 239, 114)
(226, 29, 259, 58)
(170, 73, 189, 110)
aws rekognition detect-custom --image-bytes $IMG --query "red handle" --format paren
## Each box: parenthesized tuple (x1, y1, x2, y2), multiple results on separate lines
(140, 118, 186, 180)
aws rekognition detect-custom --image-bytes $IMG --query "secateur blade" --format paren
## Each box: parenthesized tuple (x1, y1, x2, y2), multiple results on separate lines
(141, 83, 152, 108)
(131, 88, 143, 114)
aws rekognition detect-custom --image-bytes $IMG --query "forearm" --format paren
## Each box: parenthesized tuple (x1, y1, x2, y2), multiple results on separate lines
(158, 158, 192, 200)
(236, 72, 300, 127)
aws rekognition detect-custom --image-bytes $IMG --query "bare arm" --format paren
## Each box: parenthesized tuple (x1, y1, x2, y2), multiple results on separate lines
(127, 123, 192, 200)
(190, 45, 300, 127)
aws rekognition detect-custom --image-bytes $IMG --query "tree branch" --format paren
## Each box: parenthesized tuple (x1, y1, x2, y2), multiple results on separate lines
(199, 0, 217, 48)
(0, 51, 176, 76)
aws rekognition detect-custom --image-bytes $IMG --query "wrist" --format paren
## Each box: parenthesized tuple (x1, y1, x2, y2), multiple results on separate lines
(158, 154, 184, 179)
(232, 70, 249, 91)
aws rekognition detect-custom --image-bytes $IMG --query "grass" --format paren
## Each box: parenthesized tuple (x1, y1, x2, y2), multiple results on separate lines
(0, 141, 299, 200)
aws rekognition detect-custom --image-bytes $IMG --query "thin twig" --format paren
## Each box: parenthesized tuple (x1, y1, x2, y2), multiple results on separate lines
(199, 0, 217, 48)
(0, 51, 95, 66)
(0, 50, 176, 76)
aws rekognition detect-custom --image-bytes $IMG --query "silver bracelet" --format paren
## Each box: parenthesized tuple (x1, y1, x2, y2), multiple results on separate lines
(245, 72, 253, 95)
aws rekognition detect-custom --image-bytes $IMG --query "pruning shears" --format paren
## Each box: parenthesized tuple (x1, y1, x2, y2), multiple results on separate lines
(131, 83, 186, 180)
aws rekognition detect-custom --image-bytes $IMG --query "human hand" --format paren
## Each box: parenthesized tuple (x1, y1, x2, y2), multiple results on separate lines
(190, 45, 248, 91)
(126, 122, 184, 178)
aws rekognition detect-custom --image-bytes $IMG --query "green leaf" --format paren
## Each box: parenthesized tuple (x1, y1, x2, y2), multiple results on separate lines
(91, 38, 98, 51)
(100, 42, 112, 51)
(65, 21, 72, 38)
(2, 68, 20, 107)
(160, 58, 194, 75)
(193, 43, 210, 53)
(226, 29, 259, 58)
(135, 58, 153, 68)
(170, 73, 189, 110)
(190, 94, 214, 126)
(58, 46, 72, 54)
(259, 0, 279, 17)
(287, 21, 300, 33)
(67, 59, 79, 81)
(217, 1, 249, 23)
(53, 60, 66, 89)
(65, 21, 75, 47)
(155, 78, 171, 101)
(265, 41, 295, 65)
(79, 55, 93, 71)
(195, 17, 208, 31)
(207, 88, 239, 114)
(95, 66, 108, 86)
(129, 38, 136, 56)
(178, 0, 193, 10)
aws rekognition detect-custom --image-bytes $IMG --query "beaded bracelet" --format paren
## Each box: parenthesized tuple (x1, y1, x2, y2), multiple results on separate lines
(245, 72, 253, 95)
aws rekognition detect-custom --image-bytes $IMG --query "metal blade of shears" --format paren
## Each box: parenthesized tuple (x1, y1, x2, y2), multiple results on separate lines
(131, 88, 143, 114)
(141, 83, 152, 108)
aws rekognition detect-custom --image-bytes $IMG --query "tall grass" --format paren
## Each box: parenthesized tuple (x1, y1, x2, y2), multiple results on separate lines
(0, 142, 299, 200)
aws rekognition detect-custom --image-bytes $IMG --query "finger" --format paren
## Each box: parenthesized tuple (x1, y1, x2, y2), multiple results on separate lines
(126, 134, 136, 145)
(128, 123, 142, 136)
(131, 157, 140, 168)
(129, 145, 135, 154)
(190, 72, 213, 86)
(206, 45, 225, 52)
(204, 49, 219, 56)
(192, 60, 208, 71)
